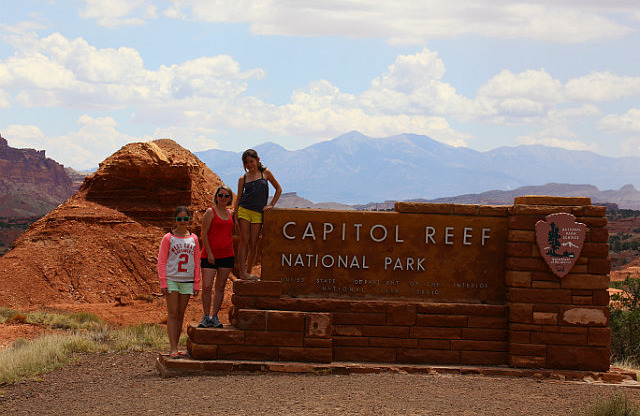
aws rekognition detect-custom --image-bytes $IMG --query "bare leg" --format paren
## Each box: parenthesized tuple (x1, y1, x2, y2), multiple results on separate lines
(167, 291, 191, 354)
(201, 268, 216, 316)
(211, 267, 232, 316)
(237, 218, 251, 279)
(246, 222, 263, 276)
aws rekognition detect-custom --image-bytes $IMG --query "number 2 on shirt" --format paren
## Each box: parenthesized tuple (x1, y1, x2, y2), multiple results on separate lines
(177, 253, 189, 272)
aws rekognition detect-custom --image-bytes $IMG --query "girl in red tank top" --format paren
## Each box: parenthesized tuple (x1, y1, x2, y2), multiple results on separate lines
(198, 185, 236, 328)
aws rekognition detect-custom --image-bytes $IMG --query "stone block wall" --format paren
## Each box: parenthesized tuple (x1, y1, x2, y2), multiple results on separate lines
(506, 196, 610, 371)
(187, 196, 611, 371)
(225, 281, 509, 365)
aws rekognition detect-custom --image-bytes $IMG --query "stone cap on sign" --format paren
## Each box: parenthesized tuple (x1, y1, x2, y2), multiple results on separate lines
(513, 196, 591, 206)
(394, 202, 509, 216)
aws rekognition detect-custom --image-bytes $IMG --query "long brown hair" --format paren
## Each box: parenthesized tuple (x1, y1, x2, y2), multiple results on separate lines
(242, 149, 266, 172)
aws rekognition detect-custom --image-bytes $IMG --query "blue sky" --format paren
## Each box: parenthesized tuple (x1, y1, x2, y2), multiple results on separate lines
(1, 1, 639, 170)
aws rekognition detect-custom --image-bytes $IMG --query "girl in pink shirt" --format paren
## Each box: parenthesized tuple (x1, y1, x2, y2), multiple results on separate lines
(157, 206, 201, 358)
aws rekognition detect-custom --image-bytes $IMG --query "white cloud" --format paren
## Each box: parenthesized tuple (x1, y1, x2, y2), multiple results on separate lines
(598, 108, 640, 134)
(145, 126, 220, 152)
(621, 136, 640, 156)
(565, 71, 640, 102)
(79, 0, 157, 27)
(516, 134, 598, 152)
(154, 0, 636, 44)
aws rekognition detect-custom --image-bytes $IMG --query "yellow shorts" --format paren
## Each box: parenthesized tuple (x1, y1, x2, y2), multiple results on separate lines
(237, 206, 263, 224)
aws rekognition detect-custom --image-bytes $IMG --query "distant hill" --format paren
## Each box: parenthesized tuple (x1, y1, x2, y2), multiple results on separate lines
(196, 131, 640, 205)
(274, 192, 355, 210)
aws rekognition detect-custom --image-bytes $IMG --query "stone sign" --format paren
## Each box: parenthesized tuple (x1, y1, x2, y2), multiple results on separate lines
(261, 208, 509, 303)
(535, 212, 587, 278)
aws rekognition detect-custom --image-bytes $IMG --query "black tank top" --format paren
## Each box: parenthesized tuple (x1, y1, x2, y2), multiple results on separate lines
(239, 172, 269, 212)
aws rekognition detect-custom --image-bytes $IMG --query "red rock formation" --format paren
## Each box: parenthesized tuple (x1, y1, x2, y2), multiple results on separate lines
(0, 139, 224, 307)
(0, 133, 73, 217)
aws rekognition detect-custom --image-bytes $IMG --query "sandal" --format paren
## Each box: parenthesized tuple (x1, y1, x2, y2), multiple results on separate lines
(246, 274, 260, 281)
(169, 351, 189, 359)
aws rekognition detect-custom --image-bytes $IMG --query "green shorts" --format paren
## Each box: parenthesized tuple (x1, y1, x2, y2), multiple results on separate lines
(237, 206, 263, 224)
(167, 280, 194, 295)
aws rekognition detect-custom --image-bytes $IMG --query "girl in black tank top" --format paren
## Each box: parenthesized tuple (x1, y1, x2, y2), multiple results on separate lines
(232, 149, 282, 280)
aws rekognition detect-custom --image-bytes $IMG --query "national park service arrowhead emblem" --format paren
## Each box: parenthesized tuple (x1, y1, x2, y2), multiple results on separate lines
(535, 213, 587, 278)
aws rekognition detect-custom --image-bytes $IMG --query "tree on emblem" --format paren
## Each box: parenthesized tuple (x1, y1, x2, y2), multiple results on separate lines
(547, 222, 562, 257)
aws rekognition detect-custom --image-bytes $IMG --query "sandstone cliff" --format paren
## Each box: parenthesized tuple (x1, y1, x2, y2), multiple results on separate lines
(0, 134, 73, 217)
(0, 139, 223, 307)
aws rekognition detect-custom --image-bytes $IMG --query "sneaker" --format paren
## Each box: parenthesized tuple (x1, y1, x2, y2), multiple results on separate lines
(209, 315, 223, 328)
(197, 316, 210, 328)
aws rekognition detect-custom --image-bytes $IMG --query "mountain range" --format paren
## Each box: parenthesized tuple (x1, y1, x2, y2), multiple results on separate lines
(195, 131, 640, 205)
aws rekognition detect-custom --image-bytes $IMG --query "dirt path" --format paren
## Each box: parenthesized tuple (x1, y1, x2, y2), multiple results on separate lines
(2, 352, 640, 415)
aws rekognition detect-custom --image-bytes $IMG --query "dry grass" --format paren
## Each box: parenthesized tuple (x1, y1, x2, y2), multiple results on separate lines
(0, 309, 169, 384)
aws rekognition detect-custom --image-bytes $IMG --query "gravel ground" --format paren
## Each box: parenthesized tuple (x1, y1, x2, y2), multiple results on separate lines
(2, 352, 640, 415)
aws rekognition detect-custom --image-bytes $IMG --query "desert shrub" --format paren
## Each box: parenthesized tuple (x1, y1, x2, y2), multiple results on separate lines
(27, 310, 104, 330)
(577, 394, 640, 416)
(610, 277, 640, 364)
(0, 307, 18, 322)
(112, 323, 167, 351)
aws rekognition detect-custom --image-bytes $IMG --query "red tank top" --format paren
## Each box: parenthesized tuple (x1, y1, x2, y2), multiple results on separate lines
(201, 208, 234, 258)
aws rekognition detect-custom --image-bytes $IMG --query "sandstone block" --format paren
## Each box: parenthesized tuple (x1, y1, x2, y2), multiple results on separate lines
(386, 303, 417, 325)
(370, 337, 418, 348)
(231, 294, 256, 308)
(588, 228, 609, 243)
(332, 312, 385, 326)
(361, 325, 410, 338)
(217, 345, 278, 361)
(333, 325, 362, 337)
(592, 290, 610, 306)
(588, 257, 611, 275)
(304, 338, 332, 348)
(572, 295, 592, 305)
(530, 331, 587, 346)
(333, 346, 396, 363)
(333, 336, 370, 346)
(450, 340, 508, 352)
(506, 257, 549, 272)
(582, 243, 609, 258)
(417, 339, 452, 349)
(279, 347, 332, 363)
(584, 205, 607, 216)
(397, 349, 460, 364)
(410, 327, 462, 339)
(508, 230, 536, 243)
(267, 310, 306, 332)
(188, 327, 245, 345)
(509, 355, 546, 368)
(477, 205, 509, 216)
(188, 341, 218, 360)
(508, 288, 572, 304)
(395, 202, 454, 214)
(233, 280, 282, 297)
(506, 242, 533, 257)
(508, 215, 538, 230)
(547, 345, 609, 371)
(533, 312, 558, 325)
(561, 307, 608, 326)
(509, 303, 532, 323)
(461, 328, 507, 341)
(467, 315, 507, 329)
(245, 331, 304, 347)
(513, 196, 590, 206)
(453, 204, 479, 215)
(349, 300, 387, 313)
(506, 271, 532, 287)
(509, 343, 546, 356)
(306, 313, 332, 338)
(236, 309, 267, 330)
(416, 314, 467, 327)
(461, 351, 508, 365)
(508, 330, 531, 344)
(588, 327, 610, 346)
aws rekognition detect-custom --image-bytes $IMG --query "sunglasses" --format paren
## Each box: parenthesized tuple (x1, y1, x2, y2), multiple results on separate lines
(175, 216, 190, 222)
(217, 193, 231, 199)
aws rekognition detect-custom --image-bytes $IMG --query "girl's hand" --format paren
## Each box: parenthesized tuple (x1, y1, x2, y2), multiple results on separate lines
(161, 287, 168, 297)
(208, 254, 215, 264)
(263, 204, 273, 211)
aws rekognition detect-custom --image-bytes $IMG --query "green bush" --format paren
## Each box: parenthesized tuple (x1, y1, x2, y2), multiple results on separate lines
(578, 394, 640, 416)
(610, 277, 640, 364)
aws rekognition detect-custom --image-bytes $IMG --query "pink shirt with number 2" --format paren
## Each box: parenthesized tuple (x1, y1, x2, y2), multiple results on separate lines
(157, 232, 201, 290)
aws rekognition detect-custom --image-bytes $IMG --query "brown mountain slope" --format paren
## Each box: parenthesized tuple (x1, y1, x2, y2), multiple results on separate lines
(0, 134, 73, 217)
(0, 139, 223, 307)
